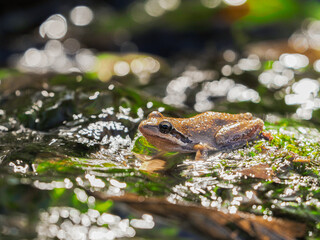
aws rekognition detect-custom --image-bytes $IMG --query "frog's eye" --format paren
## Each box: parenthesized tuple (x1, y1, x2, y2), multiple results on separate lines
(159, 121, 172, 134)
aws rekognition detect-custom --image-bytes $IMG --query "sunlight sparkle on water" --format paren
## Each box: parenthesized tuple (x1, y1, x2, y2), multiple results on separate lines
(34, 180, 73, 190)
(246, 191, 254, 199)
(9, 161, 28, 173)
(85, 174, 106, 188)
(285, 78, 320, 119)
(238, 54, 261, 71)
(37, 206, 149, 239)
(164, 67, 216, 108)
(279, 53, 309, 69)
(110, 179, 127, 189)
(130, 214, 155, 229)
(194, 78, 260, 112)
(227, 84, 260, 103)
(74, 188, 88, 202)
(89, 91, 100, 100)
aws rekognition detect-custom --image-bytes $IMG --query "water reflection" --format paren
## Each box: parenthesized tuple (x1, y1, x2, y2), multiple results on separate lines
(163, 66, 260, 112)
(34, 179, 73, 190)
(163, 67, 216, 108)
(285, 78, 320, 120)
(279, 53, 309, 69)
(9, 160, 29, 173)
(237, 54, 261, 71)
(37, 206, 151, 239)
(194, 78, 260, 112)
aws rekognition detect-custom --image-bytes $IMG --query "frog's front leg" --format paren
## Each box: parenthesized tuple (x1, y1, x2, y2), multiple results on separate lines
(215, 119, 264, 149)
(193, 143, 213, 160)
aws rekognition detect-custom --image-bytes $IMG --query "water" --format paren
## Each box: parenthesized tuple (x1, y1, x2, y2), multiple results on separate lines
(1, 1, 320, 239)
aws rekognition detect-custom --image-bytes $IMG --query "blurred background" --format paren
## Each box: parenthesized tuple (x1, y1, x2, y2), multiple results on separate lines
(2, 0, 320, 121)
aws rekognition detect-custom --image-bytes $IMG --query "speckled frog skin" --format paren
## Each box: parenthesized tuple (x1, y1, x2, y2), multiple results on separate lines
(138, 111, 264, 159)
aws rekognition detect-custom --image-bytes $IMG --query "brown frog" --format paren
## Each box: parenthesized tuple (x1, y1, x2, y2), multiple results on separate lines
(138, 111, 270, 160)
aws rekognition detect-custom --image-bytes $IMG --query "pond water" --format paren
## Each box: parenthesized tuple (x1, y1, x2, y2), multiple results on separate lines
(1, 1, 320, 239)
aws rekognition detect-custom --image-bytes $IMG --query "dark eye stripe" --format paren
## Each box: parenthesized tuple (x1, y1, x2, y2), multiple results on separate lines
(158, 121, 192, 144)
(170, 129, 192, 144)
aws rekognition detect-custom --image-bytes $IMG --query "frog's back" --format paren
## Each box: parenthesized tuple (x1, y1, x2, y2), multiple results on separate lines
(171, 111, 255, 148)
(188, 111, 253, 132)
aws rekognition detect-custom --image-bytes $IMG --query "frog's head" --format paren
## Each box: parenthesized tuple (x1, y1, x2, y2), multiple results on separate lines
(138, 111, 193, 152)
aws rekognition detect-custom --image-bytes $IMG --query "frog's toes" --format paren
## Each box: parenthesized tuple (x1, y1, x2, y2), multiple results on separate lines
(261, 132, 273, 141)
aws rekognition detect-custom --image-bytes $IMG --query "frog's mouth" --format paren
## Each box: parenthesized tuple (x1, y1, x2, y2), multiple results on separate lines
(140, 124, 192, 143)
(138, 123, 194, 152)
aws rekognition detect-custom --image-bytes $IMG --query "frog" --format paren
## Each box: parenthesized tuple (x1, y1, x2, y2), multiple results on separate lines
(138, 111, 271, 160)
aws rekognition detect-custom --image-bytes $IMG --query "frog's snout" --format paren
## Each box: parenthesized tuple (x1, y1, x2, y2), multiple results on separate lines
(138, 120, 146, 133)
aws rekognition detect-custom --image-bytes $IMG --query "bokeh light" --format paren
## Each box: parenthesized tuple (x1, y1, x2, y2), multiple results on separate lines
(70, 6, 94, 26)
(223, 0, 247, 6)
(313, 59, 320, 72)
(159, 0, 180, 11)
(39, 14, 68, 39)
(237, 54, 261, 71)
(95, 55, 161, 83)
(75, 49, 97, 72)
(16, 8, 99, 74)
(279, 53, 309, 69)
(64, 38, 81, 54)
(285, 78, 320, 120)
(223, 49, 237, 62)
(130, 3, 152, 23)
(145, 0, 165, 17)
(36, 205, 152, 240)
(114, 61, 130, 76)
(163, 67, 216, 109)
(201, 0, 222, 8)
(45, 40, 63, 57)
(289, 19, 320, 53)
